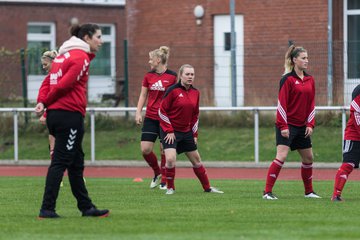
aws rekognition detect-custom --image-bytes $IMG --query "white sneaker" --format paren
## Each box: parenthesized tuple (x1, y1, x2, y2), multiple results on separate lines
(159, 183, 167, 190)
(150, 174, 161, 189)
(165, 188, 175, 195)
(305, 192, 321, 198)
(263, 192, 278, 200)
(205, 187, 224, 194)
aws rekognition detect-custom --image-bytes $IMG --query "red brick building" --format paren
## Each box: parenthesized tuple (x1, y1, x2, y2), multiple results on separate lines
(0, 0, 357, 106)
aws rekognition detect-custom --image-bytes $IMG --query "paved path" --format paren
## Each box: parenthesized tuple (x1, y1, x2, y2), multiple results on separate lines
(0, 160, 352, 180)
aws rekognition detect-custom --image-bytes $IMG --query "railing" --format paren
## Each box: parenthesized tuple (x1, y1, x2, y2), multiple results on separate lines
(0, 106, 350, 164)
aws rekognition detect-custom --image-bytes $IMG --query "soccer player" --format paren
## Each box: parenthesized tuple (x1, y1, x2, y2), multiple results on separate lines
(262, 45, 321, 200)
(135, 46, 177, 189)
(39, 50, 58, 159)
(331, 84, 360, 201)
(35, 23, 109, 218)
(158, 64, 223, 195)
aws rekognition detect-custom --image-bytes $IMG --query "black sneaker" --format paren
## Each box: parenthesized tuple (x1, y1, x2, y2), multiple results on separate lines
(331, 195, 343, 202)
(38, 209, 60, 219)
(82, 207, 109, 217)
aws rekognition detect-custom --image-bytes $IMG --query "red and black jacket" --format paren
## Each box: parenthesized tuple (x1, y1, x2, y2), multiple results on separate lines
(276, 70, 315, 130)
(345, 84, 360, 141)
(158, 82, 199, 137)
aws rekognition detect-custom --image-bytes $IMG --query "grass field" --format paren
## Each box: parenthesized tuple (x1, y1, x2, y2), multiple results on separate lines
(1, 176, 359, 240)
(0, 125, 343, 162)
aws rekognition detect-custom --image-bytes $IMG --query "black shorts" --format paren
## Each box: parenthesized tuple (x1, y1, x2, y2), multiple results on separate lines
(160, 128, 197, 154)
(343, 140, 360, 168)
(276, 125, 312, 151)
(141, 117, 161, 142)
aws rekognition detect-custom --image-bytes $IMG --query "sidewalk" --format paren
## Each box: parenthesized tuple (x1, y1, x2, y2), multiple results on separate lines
(0, 160, 341, 169)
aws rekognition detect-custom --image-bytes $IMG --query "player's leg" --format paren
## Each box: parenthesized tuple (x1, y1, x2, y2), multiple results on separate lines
(332, 140, 360, 201)
(141, 118, 161, 188)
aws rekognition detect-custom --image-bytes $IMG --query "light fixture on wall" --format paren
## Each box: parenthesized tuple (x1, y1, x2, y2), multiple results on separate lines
(193, 5, 205, 25)
(69, 17, 79, 26)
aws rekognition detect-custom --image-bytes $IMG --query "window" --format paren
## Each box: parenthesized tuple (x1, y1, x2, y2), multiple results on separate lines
(27, 23, 56, 75)
(89, 25, 115, 77)
(347, 15, 360, 78)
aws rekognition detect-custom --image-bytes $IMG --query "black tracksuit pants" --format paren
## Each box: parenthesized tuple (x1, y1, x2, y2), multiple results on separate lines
(41, 110, 94, 212)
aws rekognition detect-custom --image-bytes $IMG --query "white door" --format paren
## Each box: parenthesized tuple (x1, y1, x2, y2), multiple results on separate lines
(214, 15, 244, 106)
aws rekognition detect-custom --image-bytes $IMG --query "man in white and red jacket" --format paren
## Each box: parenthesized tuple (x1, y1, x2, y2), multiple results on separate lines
(332, 84, 360, 201)
(35, 23, 109, 219)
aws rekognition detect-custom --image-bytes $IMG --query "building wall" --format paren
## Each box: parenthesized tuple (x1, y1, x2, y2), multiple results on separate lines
(126, 0, 340, 106)
(0, 2, 125, 101)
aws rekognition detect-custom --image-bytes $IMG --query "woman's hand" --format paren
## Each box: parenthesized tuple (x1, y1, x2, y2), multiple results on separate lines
(35, 103, 45, 116)
(135, 112, 143, 125)
(39, 115, 46, 125)
(164, 132, 176, 144)
(305, 127, 313, 138)
(281, 129, 289, 139)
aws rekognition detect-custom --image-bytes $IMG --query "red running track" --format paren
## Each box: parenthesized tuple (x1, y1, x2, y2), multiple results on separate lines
(0, 165, 357, 181)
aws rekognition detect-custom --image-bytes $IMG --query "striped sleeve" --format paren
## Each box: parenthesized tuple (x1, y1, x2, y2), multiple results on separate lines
(158, 91, 174, 133)
(306, 79, 316, 128)
(276, 77, 289, 130)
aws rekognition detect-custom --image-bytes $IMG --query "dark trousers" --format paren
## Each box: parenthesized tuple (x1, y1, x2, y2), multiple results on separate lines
(41, 110, 94, 212)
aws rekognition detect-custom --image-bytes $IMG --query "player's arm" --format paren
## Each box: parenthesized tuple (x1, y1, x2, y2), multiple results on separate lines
(135, 86, 148, 125)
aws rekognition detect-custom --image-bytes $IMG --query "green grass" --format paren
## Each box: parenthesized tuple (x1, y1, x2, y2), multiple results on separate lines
(0, 177, 359, 239)
(0, 125, 343, 162)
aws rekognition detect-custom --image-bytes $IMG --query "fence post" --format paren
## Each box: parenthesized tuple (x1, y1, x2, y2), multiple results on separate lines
(20, 49, 28, 125)
(90, 110, 95, 163)
(123, 39, 129, 118)
(254, 108, 259, 164)
(13, 110, 18, 163)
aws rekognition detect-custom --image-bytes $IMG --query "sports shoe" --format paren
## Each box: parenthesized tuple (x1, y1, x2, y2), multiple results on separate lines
(38, 209, 60, 219)
(159, 182, 167, 190)
(331, 195, 343, 202)
(165, 188, 175, 195)
(205, 187, 224, 194)
(150, 174, 162, 189)
(263, 192, 278, 200)
(82, 207, 109, 217)
(305, 192, 321, 198)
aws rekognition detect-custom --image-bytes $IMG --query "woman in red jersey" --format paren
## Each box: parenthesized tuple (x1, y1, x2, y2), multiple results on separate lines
(158, 64, 223, 195)
(39, 50, 58, 159)
(35, 23, 109, 218)
(135, 46, 177, 189)
(263, 45, 321, 200)
(331, 84, 360, 201)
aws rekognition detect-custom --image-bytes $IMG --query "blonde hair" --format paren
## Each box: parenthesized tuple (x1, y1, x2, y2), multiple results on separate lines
(41, 50, 58, 60)
(283, 45, 307, 75)
(177, 64, 194, 82)
(149, 46, 170, 65)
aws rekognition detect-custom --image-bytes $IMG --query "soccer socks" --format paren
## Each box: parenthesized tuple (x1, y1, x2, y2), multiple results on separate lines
(264, 159, 284, 193)
(143, 152, 161, 176)
(160, 154, 166, 184)
(301, 162, 313, 194)
(333, 163, 354, 197)
(193, 164, 211, 191)
(166, 167, 175, 190)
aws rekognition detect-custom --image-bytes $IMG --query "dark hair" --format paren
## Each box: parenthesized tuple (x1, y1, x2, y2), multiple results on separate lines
(70, 23, 100, 40)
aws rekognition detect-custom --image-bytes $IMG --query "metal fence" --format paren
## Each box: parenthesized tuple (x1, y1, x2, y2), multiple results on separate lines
(0, 106, 349, 164)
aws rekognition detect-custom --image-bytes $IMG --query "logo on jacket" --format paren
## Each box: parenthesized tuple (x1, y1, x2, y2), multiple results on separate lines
(178, 93, 184, 97)
(295, 80, 300, 85)
(50, 69, 63, 85)
(150, 80, 165, 91)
